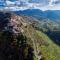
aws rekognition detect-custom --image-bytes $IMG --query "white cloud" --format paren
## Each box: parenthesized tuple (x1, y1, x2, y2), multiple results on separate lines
(49, 0, 60, 5)
(2, 4, 60, 11)
(44, 5, 60, 11)
(0, 0, 60, 11)
(6, 1, 15, 5)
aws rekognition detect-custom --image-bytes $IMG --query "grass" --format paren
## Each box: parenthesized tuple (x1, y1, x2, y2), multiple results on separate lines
(36, 31, 60, 60)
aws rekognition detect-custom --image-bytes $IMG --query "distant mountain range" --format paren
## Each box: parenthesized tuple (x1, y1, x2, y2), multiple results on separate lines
(14, 9, 60, 21)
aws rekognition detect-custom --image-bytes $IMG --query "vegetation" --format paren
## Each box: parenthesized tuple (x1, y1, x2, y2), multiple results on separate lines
(36, 31, 60, 60)
(0, 31, 34, 60)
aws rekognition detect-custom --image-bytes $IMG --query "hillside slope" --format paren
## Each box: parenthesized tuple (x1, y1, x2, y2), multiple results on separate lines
(36, 31, 60, 60)
(0, 12, 60, 60)
(0, 12, 44, 60)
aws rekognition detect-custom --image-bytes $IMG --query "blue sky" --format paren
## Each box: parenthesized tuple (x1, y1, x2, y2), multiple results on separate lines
(0, 0, 60, 11)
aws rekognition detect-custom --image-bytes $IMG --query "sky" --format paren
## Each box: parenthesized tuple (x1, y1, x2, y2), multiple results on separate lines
(0, 0, 60, 11)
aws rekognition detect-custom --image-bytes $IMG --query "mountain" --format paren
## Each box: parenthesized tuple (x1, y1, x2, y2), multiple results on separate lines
(0, 12, 44, 60)
(14, 9, 46, 18)
(0, 12, 60, 60)
(14, 9, 60, 45)
(14, 9, 60, 32)
(14, 9, 60, 20)
(45, 10, 60, 20)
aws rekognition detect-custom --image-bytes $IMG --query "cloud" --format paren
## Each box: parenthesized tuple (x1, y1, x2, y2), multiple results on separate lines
(0, 0, 60, 11)
(44, 5, 60, 10)
(49, 0, 60, 5)
(5, 1, 15, 6)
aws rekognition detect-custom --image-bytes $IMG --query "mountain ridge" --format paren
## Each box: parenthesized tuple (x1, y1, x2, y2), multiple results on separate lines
(0, 12, 45, 60)
(0, 12, 60, 60)
(14, 9, 60, 20)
